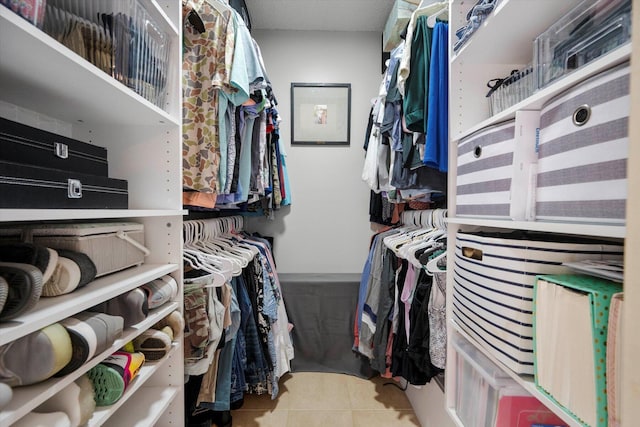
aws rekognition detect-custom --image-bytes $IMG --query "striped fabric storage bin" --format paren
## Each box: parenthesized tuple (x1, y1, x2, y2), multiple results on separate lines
(457, 111, 539, 220)
(452, 231, 623, 375)
(536, 62, 630, 223)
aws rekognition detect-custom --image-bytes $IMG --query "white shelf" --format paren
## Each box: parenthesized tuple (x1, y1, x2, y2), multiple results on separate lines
(0, 209, 188, 223)
(445, 407, 465, 427)
(447, 217, 626, 239)
(450, 320, 583, 427)
(451, 0, 582, 65)
(0, 263, 178, 346)
(146, 0, 180, 37)
(102, 385, 181, 427)
(453, 42, 632, 141)
(0, 7, 180, 127)
(0, 302, 180, 426)
(91, 345, 181, 427)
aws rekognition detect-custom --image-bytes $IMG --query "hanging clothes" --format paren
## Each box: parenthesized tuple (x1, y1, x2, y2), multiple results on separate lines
(182, 217, 294, 424)
(354, 210, 447, 386)
(363, 4, 449, 221)
(182, 2, 291, 213)
(182, 1, 235, 201)
(424, 22, 449, 173)
(403, 15, 433, 134)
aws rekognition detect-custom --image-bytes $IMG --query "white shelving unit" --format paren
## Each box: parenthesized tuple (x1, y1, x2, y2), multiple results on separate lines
(1, 302, 179, 426)
(0, 1, 185, 426)
(445, 0, 637, 426)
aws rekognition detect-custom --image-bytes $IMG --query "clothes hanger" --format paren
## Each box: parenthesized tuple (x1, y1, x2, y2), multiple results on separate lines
(203, 225, 253, 265)
(183, 250, 227, 286)
(203, 0, 231, 14)
(196, 235, 247, 269)
(184, 219, 242, 275)
(183, 0, 205, 33)
(186, 248, 235, 281)
(195, 244, 243, 276)
(201, 219, 252, 268)
(427, 5, 449, 28)
(398, 228, 444, 262)
(425, 251, 447, 275)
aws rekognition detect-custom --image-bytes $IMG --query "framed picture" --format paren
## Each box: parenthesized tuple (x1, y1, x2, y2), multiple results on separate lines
(290, 83, 351, 145)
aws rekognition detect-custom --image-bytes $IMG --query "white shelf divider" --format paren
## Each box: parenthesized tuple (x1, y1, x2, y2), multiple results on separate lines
(0, 209, 187, 223)
(90, 345, 181, 427)
(451, 320, 583, 427)
(0, 264, 178, 346)
(0, 302, 180, 426)
(0, 7, 180, 127)
(451, 0, 582, 65)
(446, 217, 626, 239)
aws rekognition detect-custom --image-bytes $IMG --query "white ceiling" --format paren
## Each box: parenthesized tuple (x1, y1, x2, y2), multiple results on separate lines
(245, 0, 397, 32)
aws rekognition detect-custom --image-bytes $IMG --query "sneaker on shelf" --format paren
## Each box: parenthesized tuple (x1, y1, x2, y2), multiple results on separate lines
(141, 275, 178, 309)
(0, 382, 12, 410)
(56, 312, 125, 377)
(0, 323, 72, 386)
(0, 262, 43, 320)
(0, 276, 8, 315)
(55, 249, 97, 289)
(0, 243, 57, 284)
(90, 288, 149, 328)
(153, 310, 184, 339)
(133, 329, 172, 361)
(42, 257, 81, 297)
(37, 373, 96, 426)
(76, 374, 97, 425)
(87, 351, 145, 406)
(11, 411, 72, 427)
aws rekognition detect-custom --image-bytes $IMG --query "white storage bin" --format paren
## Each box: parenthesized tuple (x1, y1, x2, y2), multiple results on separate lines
(0, 222, 148, 277)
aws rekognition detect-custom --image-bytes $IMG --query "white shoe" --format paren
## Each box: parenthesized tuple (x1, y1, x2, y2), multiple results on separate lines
(37, 374, 95, 427)
(12, 411, 71, 427)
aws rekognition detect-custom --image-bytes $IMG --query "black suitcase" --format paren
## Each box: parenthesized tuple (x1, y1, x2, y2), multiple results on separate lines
(0, 117, 109, 176)
(0, 161, 128, 209)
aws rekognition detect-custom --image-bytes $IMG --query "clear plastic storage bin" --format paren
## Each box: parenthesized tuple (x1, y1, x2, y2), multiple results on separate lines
(534, 0, 631, 89)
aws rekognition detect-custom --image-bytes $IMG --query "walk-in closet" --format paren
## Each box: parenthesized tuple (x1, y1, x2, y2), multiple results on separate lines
(0, 0, 638, 426)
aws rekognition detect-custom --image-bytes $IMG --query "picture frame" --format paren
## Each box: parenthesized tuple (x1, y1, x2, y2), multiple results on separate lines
(290, 83, 351, 145)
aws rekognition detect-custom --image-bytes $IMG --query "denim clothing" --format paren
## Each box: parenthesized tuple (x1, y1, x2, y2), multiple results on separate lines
(227, 277, 241, 342)
(230, 328, 247, 403)
(454, 0, 499, 51)
(371, 250, 400, 373)
(277, 130, 292, 206)
(201, 334, 236, 411)
(238, 104, 259, 203)
(390, 147, 447, 192)
(355, 241, 375, 350)
(236, 274, 270, 395)
(359, 229, 400, 358)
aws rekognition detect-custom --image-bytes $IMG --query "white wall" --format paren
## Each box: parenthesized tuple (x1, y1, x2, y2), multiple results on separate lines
(247, 30, 382, 274)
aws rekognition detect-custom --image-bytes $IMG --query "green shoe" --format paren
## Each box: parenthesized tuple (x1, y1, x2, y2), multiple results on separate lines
(87, 363, 125, 406)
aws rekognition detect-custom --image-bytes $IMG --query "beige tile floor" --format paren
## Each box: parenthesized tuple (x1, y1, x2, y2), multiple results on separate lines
(230, 372, 420, 427)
